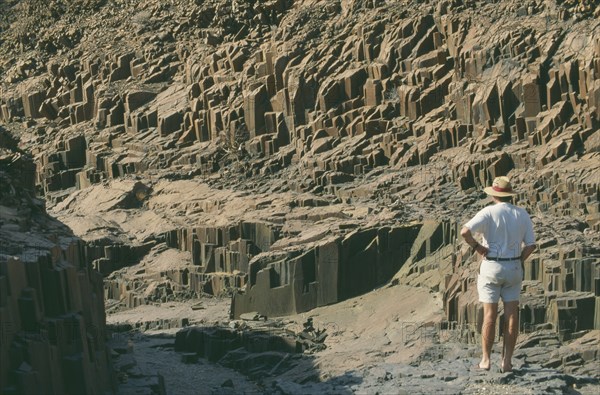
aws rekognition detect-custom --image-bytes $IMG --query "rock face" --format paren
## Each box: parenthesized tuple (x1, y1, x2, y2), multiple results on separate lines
(232, 223, 423, 317)
(0, 0, 599, 391)
(0, 128, 114, 394)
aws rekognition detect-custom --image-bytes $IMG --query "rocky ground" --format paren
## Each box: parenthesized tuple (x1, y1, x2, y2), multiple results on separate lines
(1, 0, 599, 394)
(108, 285, 600, 394)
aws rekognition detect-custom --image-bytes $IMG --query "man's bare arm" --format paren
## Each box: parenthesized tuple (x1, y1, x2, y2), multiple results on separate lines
(521, 244, 536, 262)
(461, 227, 489, 257)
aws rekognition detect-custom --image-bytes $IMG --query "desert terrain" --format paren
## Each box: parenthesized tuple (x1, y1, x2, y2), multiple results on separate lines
(0, 0, 599, 394)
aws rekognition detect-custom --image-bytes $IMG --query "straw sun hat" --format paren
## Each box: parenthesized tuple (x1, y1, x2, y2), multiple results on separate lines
(483, 176, 518, 197)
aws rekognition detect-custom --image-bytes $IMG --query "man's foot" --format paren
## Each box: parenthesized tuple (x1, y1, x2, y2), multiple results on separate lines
(500, 361, 512, 373)
(474, 362, 490, 371)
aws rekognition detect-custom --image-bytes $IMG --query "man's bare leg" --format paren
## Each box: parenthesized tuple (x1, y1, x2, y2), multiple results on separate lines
(480, 302, 498, 369)
(501, 301, 519, 372)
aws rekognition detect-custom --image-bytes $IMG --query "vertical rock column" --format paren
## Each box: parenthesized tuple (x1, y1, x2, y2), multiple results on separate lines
(0, 244, 114, 394)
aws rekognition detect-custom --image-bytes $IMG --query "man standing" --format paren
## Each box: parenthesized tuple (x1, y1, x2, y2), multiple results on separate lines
(461, 176, 536, 372)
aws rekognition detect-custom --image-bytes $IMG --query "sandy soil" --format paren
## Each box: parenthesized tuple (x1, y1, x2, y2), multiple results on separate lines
(284, 284, 445, 376)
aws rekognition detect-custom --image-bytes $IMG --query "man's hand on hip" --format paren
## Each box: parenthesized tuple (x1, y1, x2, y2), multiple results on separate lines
(461, 226, 488, 257)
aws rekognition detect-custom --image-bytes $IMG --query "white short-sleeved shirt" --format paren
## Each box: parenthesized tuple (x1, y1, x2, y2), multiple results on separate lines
(464, 202, 535, 258)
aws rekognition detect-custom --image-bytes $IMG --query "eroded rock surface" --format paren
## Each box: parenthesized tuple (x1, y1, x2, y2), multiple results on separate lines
(0, 0, 599, 393)
(0, 127, 114, 394)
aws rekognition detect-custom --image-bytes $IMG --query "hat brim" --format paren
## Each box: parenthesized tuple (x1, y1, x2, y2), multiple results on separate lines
(484, 186, 517, 197)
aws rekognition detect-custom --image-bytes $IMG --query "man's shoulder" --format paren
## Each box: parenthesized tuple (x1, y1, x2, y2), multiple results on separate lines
(485, 203, 504, 213)
(512, 204, 531, 216)
(488, 203, 529, 216)
(516, 206, 533, 221)
(501, 204, 532, 221)
(474, 205, 493, 216)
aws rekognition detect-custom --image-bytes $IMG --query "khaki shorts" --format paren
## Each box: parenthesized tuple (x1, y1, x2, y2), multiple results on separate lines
(477, 259, 522, 303)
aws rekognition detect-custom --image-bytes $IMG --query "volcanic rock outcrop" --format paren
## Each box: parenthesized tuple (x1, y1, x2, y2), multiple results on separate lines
(0, 0, 599, 392)
(0, 127, 114, 394)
